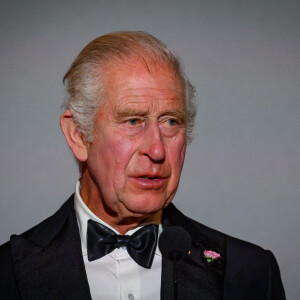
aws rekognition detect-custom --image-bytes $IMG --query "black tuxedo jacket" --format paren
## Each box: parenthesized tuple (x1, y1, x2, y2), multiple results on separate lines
(0, 196, 285, 299)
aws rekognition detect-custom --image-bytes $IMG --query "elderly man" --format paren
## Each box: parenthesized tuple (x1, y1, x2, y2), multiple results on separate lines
(0, 31, 285, 299)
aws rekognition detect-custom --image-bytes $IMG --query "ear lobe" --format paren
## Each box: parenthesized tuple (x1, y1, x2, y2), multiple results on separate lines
(60, 110, 88, 162)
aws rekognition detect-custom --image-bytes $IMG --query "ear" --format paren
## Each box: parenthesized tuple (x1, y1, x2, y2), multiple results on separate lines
(60, 110, 88, 162)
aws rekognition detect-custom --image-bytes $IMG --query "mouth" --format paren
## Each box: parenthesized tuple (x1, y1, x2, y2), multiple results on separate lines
(140, 176, 162, 180)
(130, 175, 168, 189)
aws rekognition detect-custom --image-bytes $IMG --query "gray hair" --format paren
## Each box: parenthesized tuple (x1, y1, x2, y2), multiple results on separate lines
(63, 31, 197, 143)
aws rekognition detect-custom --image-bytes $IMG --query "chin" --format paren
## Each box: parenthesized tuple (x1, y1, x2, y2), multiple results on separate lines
(123, 195, 172, 216)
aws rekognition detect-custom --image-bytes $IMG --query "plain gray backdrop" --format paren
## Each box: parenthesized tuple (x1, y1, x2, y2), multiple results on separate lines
(1, 0, 299, 298)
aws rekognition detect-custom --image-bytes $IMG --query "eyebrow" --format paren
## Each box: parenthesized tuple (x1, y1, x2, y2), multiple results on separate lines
(159, 111, 187, 124)
(115, 107, 186, 122)
(115, 108, 150, 118)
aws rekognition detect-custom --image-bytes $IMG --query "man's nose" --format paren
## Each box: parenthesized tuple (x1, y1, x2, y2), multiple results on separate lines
(140, 122, 166, 162)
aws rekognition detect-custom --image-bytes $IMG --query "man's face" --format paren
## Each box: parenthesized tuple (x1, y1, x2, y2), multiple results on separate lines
(83, 60, 187, 221)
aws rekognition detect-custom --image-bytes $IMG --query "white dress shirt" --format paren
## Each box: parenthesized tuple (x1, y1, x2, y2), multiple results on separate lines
(74, 181, 162, 300)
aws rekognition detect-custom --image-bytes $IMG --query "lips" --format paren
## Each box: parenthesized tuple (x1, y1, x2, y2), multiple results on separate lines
(140, 176, 162, 179)
(130, 174, 169, 189)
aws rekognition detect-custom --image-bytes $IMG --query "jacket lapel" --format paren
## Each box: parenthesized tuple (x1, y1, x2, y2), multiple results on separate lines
(10, 196, 91, 300)
(10, 198, 227, 299)
(161, 204, 226, 300)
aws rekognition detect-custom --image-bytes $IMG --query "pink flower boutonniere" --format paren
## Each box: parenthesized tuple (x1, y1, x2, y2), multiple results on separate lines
(203, 250, 221, 263)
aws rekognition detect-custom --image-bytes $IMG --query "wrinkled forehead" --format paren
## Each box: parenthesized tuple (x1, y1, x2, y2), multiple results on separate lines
(102, 57, 185, 99)
(105, 53, 183, 81)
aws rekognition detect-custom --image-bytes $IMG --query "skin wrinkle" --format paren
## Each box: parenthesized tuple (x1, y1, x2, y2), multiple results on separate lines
(63, 33, 196, 146)
(69, 61, 187, 234)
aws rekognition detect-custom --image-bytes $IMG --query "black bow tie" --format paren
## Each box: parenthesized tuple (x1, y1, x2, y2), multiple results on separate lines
(87, 219, 159, 269)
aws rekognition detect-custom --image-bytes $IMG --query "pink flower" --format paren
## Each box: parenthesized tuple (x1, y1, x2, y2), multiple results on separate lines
(203, 250, 221, 262)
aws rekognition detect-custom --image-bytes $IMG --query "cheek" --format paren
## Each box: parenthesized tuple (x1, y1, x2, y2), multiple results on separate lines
(169, 137, 186, 170)
(104, 134, 140, 175)
(179, 143, 186, 164)
(114, 137, 135, 162)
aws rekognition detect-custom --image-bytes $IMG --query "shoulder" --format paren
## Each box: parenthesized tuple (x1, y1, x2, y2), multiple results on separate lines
(164, 205, 285, 299)
(0, 196, 75, 298)
(0, 242, 20, 298)
(225, 233, 278, 274)
(165, 205, 277, 265)
(224, 235, 285, 299)
(3, 195, 74, 246)
(164, 203, 275, 258)
(0, 195, 74, 261)
(0, 241, 13, 277)
(224, 234, 284, 286)
(226, 233, 273, 259)
(173, 206, 280, 269)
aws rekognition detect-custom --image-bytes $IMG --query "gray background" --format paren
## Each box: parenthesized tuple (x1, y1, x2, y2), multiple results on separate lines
(1, 0, 299, 298)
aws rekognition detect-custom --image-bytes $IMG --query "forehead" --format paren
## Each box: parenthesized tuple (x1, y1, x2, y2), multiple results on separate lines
(102, 60, 186, 110)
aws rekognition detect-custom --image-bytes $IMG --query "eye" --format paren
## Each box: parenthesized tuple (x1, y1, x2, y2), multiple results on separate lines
(168, 119, 177, 126)
(127, 118, 139, 125)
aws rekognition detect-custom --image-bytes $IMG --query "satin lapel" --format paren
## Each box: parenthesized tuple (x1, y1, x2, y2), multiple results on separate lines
(10, 196, 91, 300)
(161, 204, 226, 300)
